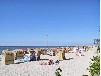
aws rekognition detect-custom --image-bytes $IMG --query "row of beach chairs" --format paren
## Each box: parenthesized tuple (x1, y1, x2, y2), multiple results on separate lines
(1, 49, 24, 65)
(1, 48, 66, 65)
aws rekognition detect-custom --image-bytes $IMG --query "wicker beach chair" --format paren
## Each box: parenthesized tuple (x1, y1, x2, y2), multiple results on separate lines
(15, 50, 24, 59)
(34, 49, 41, 61)
(56, 50, 63, 61)
(12, 50, 24, 63)
(2, 50, 14, 65)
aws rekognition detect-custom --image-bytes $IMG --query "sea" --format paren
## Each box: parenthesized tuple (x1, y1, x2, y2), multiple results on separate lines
(0, 46, 68, 54)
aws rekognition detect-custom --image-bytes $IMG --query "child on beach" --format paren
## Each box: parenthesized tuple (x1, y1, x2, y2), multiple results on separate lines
(76, 50, 82, 56)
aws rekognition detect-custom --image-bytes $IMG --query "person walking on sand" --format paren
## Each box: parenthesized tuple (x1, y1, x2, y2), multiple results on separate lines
(78, 46, 79, 51)
(76, 50, 82, 56)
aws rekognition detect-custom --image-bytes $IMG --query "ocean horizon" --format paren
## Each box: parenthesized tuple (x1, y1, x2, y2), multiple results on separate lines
(0, 46, 68, 54)
(0, 45, 95, 54)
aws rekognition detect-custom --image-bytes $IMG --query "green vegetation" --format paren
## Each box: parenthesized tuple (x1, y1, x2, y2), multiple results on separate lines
(55, 67, 62, 76)
(87, 55, 100, 76)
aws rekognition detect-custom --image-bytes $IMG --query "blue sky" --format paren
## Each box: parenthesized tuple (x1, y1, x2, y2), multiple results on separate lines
(0, 0, 100, 46)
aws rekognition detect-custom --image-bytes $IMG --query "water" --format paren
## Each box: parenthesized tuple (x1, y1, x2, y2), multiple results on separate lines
(0, 46, 67, 54)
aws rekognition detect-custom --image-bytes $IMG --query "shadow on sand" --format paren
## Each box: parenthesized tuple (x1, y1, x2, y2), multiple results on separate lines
(40, 58, 74, 61)
(64, 58, 74, 60)
(40, 59, 49, 60)
(15, 62, 24, 64)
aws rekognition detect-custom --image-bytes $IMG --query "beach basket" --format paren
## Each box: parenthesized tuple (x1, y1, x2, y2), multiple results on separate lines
(27, 48, 33, 54)
(16, 50, 24, 59)
(2, 50, 14, 65)
(62, 50, 66, 59)
(56, 50, 63, 61)
(37, 50, 41, 61)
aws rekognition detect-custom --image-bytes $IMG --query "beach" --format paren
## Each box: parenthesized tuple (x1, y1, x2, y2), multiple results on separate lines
(0, 0, 99, 76)
(0, 47, 97, 76)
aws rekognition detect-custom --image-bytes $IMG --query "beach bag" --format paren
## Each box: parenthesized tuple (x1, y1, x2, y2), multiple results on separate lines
(55, 60, 59, 64)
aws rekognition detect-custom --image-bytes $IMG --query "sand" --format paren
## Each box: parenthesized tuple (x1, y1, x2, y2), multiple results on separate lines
(0, 47, 97, 76)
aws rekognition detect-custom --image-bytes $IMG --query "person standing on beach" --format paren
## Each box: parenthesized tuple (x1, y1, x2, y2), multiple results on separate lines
(35, 52, 37, 61)
(97, 46, 100, 53)
(78, 46, 79, 51)
(85, 46, 87, 51)
(53, 51, 55, 56)
(30, 51, 36, 61)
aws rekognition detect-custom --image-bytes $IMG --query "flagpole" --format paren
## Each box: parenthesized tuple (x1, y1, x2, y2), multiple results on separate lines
(46, 33, 48, 48)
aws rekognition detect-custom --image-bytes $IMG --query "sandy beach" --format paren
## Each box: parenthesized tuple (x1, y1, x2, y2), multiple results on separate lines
(0, 47, 97, 76)
(0, 0, 99, 75)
